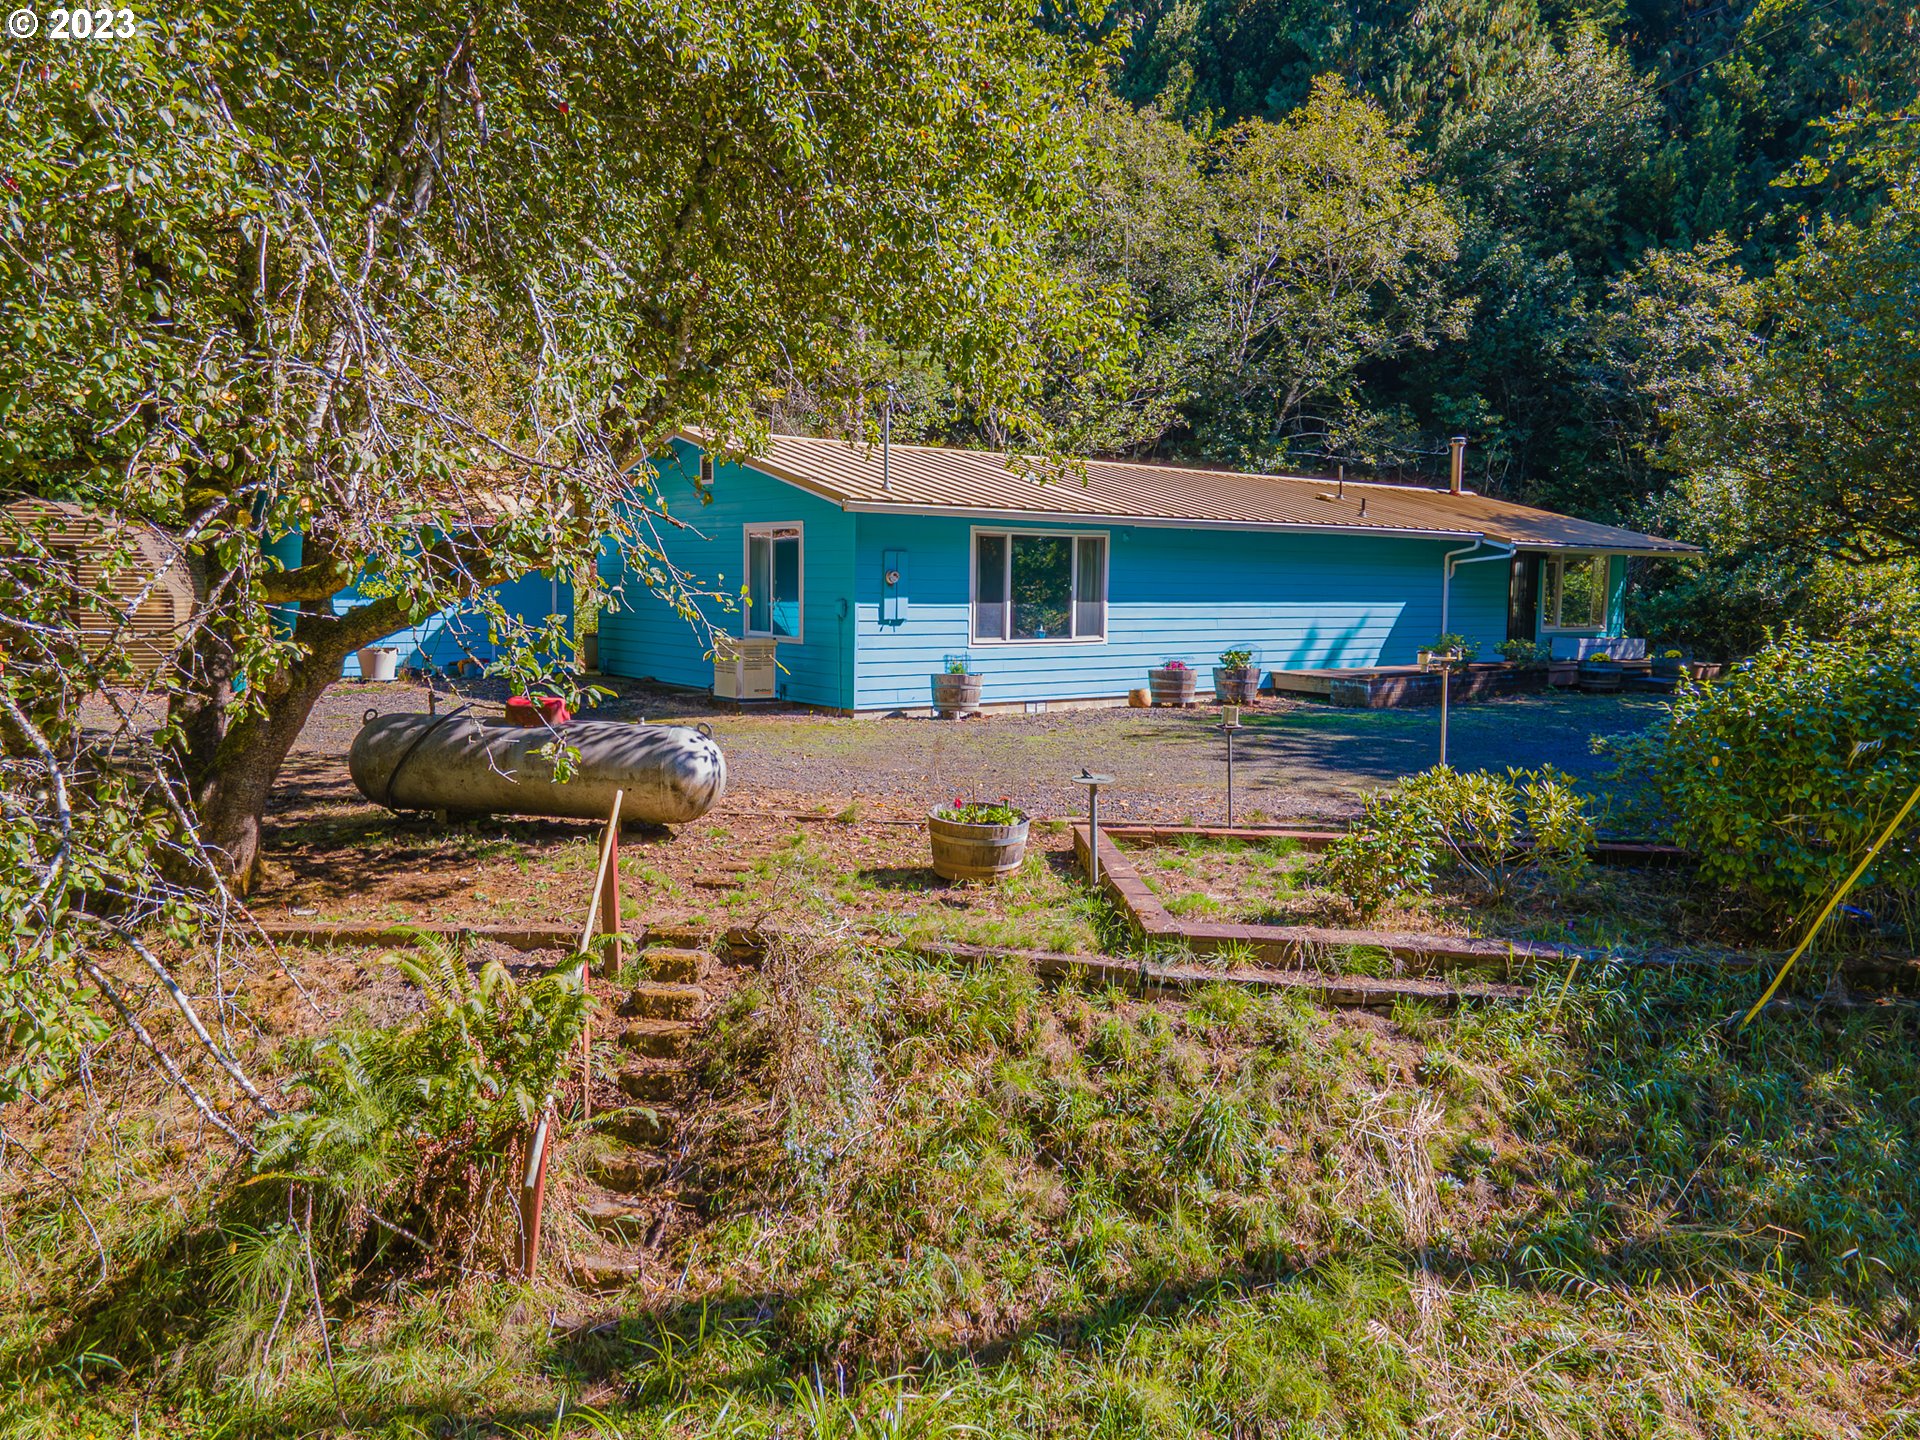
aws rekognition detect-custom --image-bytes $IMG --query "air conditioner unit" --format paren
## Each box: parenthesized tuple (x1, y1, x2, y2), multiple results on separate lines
(713, 635, 778, 700)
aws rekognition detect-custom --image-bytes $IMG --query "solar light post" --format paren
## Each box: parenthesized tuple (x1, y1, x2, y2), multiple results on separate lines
(1436, 651, 1461, 767)
(1218, 706, 1245, 825)
(1072, 769, 1116, 887)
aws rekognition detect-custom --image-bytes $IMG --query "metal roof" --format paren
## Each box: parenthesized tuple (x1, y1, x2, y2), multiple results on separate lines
(677, 431, 1694, 554)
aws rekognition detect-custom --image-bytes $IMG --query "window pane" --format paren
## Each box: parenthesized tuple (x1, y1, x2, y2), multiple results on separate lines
(1558, 557, 1597, 630)
(1542, 559, 1561, 628)
(1011, 535, 1071, 640)
(974, 533, 1007, 641)
(748, 535, 770, 634)
(771, 534, 800, 637)
(1075, 536, 1106, 638)
(1586, 557, 1608, 626)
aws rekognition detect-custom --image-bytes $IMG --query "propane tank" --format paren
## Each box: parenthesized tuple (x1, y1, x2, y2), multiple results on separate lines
(348, 712, 725, 824)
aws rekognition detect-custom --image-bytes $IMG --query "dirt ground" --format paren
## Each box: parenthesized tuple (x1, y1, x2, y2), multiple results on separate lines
(253, 677, 1668, 936)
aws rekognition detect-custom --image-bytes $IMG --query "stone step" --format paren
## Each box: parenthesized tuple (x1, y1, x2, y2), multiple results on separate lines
(644, 947, 706, 983)
(618, 1066, 680, 1103)
(579, 1192, 662, 1240)
(571, 1249, 647, 1290)
(618, 1020, 695, 1059)
(621, 981, 705, 1021)
(587, 1150, 667, 1194)
(606, 1105, 672, 1146)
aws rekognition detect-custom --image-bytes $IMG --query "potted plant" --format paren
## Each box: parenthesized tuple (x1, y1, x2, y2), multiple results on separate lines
(1496, 639, 1546, 668)
(1650, 648, 1685, 681)
(928, 796, 1029, 882)
(1578, 649, 1623, 691)
(931, 656, 982, 718)
(1148, 658, 1197, 706)
(1212, 647, 1261, 704)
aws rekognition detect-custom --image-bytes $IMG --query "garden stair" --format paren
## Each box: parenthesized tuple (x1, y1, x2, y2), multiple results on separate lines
(569, 941, 716, 1289)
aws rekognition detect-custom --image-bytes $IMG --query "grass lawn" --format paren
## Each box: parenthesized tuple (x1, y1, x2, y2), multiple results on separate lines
(3, 938, 1916, 1438)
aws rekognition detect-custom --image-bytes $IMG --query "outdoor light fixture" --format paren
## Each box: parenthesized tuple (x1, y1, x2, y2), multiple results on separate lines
(1072, 768, 1116, 887)
(1218, 708, 1245, 826)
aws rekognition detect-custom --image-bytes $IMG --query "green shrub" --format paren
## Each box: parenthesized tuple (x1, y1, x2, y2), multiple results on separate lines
(1603, 629, 1920, 939)
(1218, 647, 1254, 669)
(1317, 767, 1594, 918)
(1496, 638, 1549, 665)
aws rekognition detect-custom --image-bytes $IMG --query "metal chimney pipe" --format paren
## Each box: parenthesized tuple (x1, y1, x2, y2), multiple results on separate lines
(1449, 436, 1467, 495)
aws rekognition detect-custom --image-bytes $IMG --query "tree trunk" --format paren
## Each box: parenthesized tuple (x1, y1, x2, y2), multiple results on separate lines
(191, 654, 341, 892)
(187, 595, 411, 891)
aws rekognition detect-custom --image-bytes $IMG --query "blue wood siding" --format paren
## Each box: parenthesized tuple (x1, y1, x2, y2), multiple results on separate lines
(596, 440, 856, 707)
(850, 513, 1510, 710)
(337, 569, 573, 678)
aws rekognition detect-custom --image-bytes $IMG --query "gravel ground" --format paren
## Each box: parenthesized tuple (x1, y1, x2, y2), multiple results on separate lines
(296, 675, 1669, 825)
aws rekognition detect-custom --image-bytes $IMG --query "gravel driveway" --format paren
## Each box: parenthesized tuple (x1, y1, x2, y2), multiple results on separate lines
(296, 676, 1668, 825)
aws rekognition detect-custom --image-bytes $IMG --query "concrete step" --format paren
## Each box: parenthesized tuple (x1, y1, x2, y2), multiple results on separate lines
(587, 1150, 666, 1193)
(644, 947, 706, 983)
(618, 1066, 680, 1103)
(618, 1020, 695, 1059)
(621, 981, 705, 1021)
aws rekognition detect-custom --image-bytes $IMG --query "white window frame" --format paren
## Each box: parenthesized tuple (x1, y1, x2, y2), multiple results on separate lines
(968, 526, 1110, 645)
(1540, 553, 1609, 632)
(742, 521, 804, 644)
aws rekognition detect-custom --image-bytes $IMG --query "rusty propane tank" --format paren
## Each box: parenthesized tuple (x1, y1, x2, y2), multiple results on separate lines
(348, 711, 725, 824)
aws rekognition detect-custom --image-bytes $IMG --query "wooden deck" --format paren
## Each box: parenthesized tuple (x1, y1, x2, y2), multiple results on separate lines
(1268, 661, 1678, 708)
(1267, 663, 1550, 709)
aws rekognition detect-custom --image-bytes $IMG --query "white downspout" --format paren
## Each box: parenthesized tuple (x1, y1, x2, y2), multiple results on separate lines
(1440, 537, 1517, 639)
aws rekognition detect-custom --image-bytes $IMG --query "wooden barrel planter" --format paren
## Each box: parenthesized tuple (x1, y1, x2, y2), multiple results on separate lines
(928, 810, 1030, 882)
(1212, 666, 1261, 704)
(931, 672, 983, 718)
(1578, 659, 1623, 692)
(1650, 657, 1685, 681)
(1149, 666, 1197, 707)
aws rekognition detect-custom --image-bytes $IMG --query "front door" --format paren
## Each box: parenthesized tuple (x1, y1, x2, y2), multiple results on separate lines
(1507, 555, 1540, 642)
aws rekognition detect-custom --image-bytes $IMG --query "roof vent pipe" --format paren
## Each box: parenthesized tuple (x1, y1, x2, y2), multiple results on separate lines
(1449, 436, 1467, 495)
(881, 382, 898, 494)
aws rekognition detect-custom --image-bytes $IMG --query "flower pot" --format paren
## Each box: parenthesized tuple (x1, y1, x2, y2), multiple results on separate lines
(1211, 666, 1261, 704)
(580, 633, 600, 672)
(356, 645, 399, 682)
(931, 672, 982, 718)
(928, 810, 1030, 882)
(1687, 661, 1723, 681)
(1578, 660, 1623, 692)
(1650, 658, 1684, 680)
(1149, 666, 1197, 706)
(505, 695, 572, 727)
(1127, 687, 1151, 708)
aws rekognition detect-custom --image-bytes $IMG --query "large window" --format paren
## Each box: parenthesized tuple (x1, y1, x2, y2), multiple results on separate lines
(972, 530, 1107, 642)
(744, 523, 802, 641)
(1541, 554, 1607, 631)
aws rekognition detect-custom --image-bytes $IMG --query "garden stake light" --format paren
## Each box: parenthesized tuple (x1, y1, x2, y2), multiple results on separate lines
(1218, 707, 1244, 825)
(1073, 770, 1116, 887)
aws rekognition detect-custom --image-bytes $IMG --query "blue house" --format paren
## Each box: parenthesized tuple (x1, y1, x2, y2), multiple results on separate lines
(597, 434, 1690, 711)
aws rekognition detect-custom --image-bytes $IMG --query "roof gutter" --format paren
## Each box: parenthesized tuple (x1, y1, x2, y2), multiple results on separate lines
(833, 498, 1485, 544)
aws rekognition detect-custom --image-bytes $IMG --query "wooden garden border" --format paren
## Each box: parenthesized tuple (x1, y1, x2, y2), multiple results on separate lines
(1072, 822, 1586, 978)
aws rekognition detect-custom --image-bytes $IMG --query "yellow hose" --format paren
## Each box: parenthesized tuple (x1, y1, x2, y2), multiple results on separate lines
(1739, 778, 1920, 1028)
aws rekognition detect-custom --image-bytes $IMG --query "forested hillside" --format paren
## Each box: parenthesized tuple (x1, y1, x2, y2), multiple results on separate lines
(795, 0, 1920, 651)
